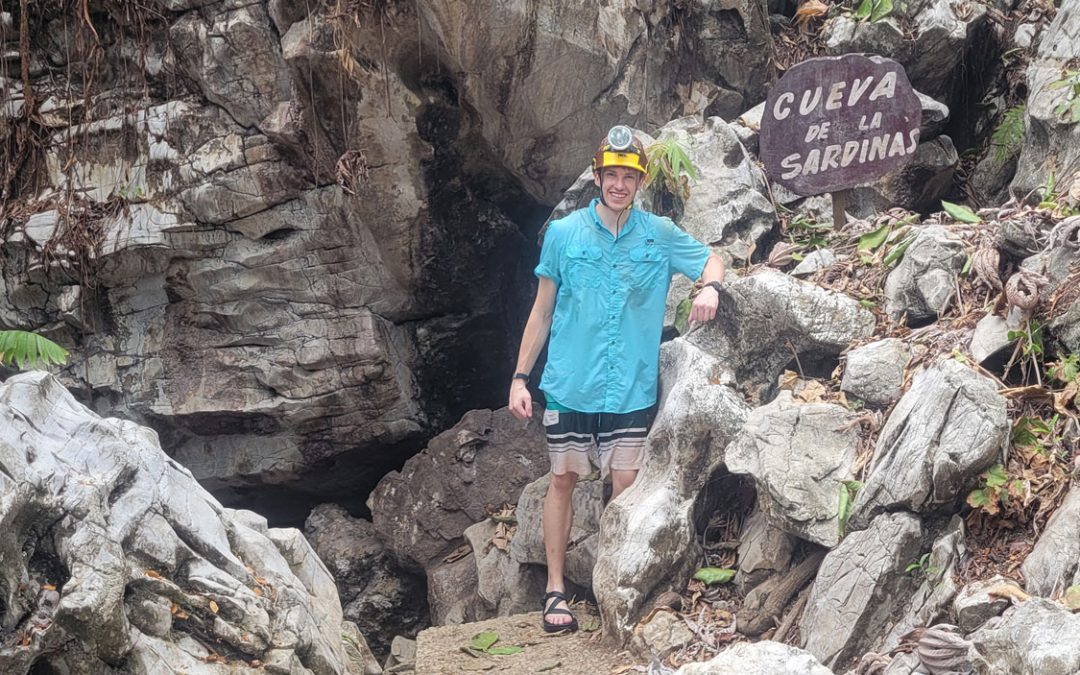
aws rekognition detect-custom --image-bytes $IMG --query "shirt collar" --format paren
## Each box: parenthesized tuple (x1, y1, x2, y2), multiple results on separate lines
(588, 198, 640, 239)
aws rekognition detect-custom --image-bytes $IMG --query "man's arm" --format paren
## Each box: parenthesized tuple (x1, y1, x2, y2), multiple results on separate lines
(689, 253, 725, 324)
(509, 276, 558, 420)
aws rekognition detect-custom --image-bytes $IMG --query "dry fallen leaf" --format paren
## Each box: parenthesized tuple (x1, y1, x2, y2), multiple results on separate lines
(144, 570, 163, 579)
(443, 543, 472, 564)
(208, 600, 219, 615)
(795, 0, 829, 24)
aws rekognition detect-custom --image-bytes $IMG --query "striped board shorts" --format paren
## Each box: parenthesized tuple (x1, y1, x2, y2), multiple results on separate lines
(542, 405, 656, 478)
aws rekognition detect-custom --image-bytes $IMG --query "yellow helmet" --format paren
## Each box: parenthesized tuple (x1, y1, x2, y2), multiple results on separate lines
(592, 125, 648, 175)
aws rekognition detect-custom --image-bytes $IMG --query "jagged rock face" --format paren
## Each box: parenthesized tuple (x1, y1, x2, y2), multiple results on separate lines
(884, 226, 967, 322)
(726, 392, 860, 548)
(733, 508, 796, 592)
(1022, 486, 1080, 597)
(841, 338, 910, 407)
(367, 407, 549, 571)
(851, 359, 1009, 527)
(0, 372, 370, 675)
(969, 598, 1080, 674)
(800, 512, 923, 670)
(303, 504, 428, 660)
(822, 0, 988, 107)
(1, 2, 549, 517)
(673, 641, 835, 675)
(1013, 0, 1080, 194)
(953, 575, 1022, 633)
(416, 2, 773, 203)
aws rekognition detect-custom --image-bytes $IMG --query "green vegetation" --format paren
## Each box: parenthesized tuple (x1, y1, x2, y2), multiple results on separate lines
(837, 480, 863, 537)
(0, 330, 69, 369)
(693, 567, 736, 585)
(853, 0, 894, 22)
(467, 631, 523, 656)
(646, 136, 698, 205)
(1048, 69, 1080, 123)
(941, 200, 982, 224)
(990, 105, 1026, 164)
(904, 552, 939, 577)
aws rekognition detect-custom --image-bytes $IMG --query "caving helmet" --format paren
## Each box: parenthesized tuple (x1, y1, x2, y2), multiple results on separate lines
(593, 125, 648, 176)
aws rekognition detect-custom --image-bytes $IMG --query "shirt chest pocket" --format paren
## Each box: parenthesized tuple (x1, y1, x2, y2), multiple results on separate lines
(625, 244, 667, 291)
(565, 243, 603, 289)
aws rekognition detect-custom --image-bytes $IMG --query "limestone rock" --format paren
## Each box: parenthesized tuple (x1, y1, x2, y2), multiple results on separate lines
(1012, 0, 1080, 194)
(884, 226, 967, 322)
(674, 640, 835, 674)
(792, 249, 840, 277)
(841, 338, 911, 407)
(509, 475, 604, 590)
(822, 0, 987, 106)
(800, 512, 924, 670)
(851, 360, 1009, 525)
(969, 598, 1080, 674)
(426, 553, 485, 626)
(368, 407, 549, 570)
(688, 270, 877, 402)
(734, 508, 797, 592)
(852, 136, 960, 215)
(462, 519, 544, 616)
(634, 610, 696, 658)
(970, 315, 1015, 364)
(1021, 486, 1080, 597)
(304, 504, 428, 659)
(593, 339, 751, 643)
(882, 517, 965, 649)
(384, 636, 417, 675)
(726, 392, 861, 548)
(953, 575, 1023, 633)
(0, 372, 367, 675)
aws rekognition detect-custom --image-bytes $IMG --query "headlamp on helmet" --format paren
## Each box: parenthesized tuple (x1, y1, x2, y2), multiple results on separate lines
(593, 125, 648, 175)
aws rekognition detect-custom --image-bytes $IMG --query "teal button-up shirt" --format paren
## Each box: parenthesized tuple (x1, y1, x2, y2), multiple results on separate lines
(535, 199, 711, 413)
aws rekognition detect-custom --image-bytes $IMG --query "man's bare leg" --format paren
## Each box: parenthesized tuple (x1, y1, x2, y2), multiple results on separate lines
(611, 468, 638, 500)
(543, 471, 578, 626)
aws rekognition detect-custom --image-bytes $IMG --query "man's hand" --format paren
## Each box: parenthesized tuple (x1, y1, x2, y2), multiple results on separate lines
(509, 380, 533, 420)
(690, 285, 720, 324)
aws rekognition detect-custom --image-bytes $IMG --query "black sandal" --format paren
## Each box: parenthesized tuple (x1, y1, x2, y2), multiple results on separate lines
(542, 590, 579, 633)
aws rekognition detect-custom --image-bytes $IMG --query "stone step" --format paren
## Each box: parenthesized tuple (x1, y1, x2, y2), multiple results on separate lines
(414, 604, 634, 675)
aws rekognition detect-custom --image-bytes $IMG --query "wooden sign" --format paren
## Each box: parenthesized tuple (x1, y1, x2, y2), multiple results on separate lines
(760, 54, 921, 198)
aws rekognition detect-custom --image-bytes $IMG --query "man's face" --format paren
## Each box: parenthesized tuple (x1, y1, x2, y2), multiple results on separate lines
(594, 166, 645, 211)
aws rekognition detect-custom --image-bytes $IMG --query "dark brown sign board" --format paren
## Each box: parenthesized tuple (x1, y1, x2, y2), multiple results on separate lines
(760, 54, 921, 200)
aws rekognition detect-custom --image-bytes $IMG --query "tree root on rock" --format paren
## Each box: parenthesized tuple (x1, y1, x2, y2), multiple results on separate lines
(736, 549, 825, 637)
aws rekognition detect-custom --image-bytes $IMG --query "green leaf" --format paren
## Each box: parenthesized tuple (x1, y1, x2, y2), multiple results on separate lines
(869, 0, 893, 22)
(854, 0, 872, 19)
(882, 234, 916, 266)
(984, 463, 1009, 488)
(693, 567, 736, 585)
(674, 298, 692, 335)
(1048, 79, 1071, 90)
(1064, 585, 1080, 611)
(859, 299, 878, 308)
(966, 488, 991, 508)
(858, 223, 891, 251)
(580, 618, 600, 632)
(0, 330, 69, 369)
(941, 200, 982, 224)
(470, 632, 500, 652)
(961, 254, 973, 276)
(487, 646, 524, 655)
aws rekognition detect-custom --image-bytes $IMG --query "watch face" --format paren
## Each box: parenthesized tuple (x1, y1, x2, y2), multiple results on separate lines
(607, 125, 633, 151)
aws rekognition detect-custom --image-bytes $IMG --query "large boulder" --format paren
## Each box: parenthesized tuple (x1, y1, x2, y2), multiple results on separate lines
(726, 392, 861, 548)
(0, 372, 370, 675)
(304, 504, 429, 659)
(850, 359, 1009, 526)
(593, 339, 751, 643)
(969, 598, 1080, 674)
(368, 407, 549, 571)
(799, 512, 924, 670)
(1021, 486, 1080, 597)
(1012, 0, 1080, 194)
(687, 270, 877, 401)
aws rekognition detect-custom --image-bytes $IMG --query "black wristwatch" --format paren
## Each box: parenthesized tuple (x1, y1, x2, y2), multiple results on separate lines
(704, 280, 723, 295)
(512, 372, 530, 384)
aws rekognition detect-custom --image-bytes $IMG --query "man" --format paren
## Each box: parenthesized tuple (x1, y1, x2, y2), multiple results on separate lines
(508, 127, 725, 632)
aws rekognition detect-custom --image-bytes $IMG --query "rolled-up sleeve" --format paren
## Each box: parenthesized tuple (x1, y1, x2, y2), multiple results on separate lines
(534, 221, 564, 284)
(658, 216, 710, 280)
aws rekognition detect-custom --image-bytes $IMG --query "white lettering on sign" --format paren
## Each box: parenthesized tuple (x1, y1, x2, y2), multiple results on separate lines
(769, 73, 899, 120)
(779, 128, 920, 180)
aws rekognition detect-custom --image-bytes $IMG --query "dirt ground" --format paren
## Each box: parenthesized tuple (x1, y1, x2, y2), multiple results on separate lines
(414, 602, 638, 675)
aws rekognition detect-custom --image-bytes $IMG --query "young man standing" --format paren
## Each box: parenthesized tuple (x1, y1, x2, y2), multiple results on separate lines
(508, 127, 725, 632)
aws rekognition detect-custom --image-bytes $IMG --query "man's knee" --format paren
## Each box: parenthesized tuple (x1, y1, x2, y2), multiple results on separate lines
(548, 471, 578, 494)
